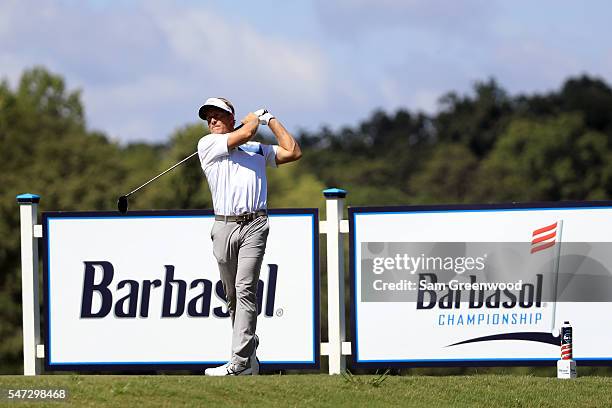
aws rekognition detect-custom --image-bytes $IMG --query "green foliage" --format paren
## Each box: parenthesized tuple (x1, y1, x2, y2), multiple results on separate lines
(127, 124, 213, 211)
(435, 79, 514, 157)
(301, 76, 612, 206)
(0, 67, 130, 372)
(118, 142, 165, 205)
(267, 160, 325, 209)
(410, 143, 479, 204)
(298, 109, 433, 206)
(474, 114, 612, 201)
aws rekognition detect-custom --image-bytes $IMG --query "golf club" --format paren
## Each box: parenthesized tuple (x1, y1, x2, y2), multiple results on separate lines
(117, 124, 244, 214)
(117, 152, 197, 214)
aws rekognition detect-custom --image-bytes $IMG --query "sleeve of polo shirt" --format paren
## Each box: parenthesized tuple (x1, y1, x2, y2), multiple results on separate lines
(263, 144, 279, 167)
(197, 134, 229, 167)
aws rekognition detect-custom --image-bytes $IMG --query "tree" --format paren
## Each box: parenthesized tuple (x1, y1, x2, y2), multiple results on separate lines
(516, 75, 612, 136)
(129, 124, 213, 211)
(0, 67, 126, 372)
(473, 114, 612, 202)
(560, 75, 612, 133)
(267, 161, 326, 209)
(409, 143, 479, 204)
(297, 109, 433, 203)
(435, 79, 514, 157)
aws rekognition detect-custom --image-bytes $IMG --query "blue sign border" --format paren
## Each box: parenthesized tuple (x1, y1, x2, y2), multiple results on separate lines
(42, 208, 320, 372)
(349, 201, 612, 369)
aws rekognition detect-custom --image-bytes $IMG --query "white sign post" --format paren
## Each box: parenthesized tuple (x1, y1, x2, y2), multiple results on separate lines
(16, 193, 43, 376)
(321, 188, 349, 374)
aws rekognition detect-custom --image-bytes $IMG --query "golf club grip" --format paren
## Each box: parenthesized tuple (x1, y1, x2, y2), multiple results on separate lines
(126, 123, 246, 197)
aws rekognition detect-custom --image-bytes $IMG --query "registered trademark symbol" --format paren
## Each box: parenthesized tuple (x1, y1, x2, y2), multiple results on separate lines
(276, 308, 284, 317)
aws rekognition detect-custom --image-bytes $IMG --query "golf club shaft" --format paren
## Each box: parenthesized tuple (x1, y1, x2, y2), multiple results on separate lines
(124, 123, 245, 197)
(126, 151, 198, 197)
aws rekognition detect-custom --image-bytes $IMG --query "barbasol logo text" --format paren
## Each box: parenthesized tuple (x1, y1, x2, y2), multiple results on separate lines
(80, 261, 278, 319)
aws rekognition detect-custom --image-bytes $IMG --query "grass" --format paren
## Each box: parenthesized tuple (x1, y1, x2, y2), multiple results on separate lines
(1, 373, 612, 407)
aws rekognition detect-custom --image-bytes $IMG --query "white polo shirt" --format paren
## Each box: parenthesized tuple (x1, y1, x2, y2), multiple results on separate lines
(198, 134, 278, 216)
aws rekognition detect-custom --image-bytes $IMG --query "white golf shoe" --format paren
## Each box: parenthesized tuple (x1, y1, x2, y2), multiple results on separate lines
(204, 335, 260, 376)
(204, 362, 253, 376)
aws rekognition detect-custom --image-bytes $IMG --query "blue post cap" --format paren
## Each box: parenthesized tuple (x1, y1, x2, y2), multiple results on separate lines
(323, 188, 347, 198)
(16, 194, 41, 204)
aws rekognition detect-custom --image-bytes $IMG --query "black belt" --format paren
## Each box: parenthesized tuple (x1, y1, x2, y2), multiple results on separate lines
(215, 210, 268, 224)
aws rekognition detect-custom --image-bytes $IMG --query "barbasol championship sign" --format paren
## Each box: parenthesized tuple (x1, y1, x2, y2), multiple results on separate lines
(42, 209, 319, 371)
(350, 202, 612, 367)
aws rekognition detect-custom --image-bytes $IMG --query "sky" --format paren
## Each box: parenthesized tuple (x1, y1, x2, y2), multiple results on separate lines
(1, 0, 611, 143)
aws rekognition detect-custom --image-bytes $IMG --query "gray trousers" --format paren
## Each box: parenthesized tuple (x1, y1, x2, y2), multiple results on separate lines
(210, 215, 269, 367)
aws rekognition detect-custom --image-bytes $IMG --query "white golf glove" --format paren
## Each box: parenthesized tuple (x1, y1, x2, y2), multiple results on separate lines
(254, 108, 275, 125)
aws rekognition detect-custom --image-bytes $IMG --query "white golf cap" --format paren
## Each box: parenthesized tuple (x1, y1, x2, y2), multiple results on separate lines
(198, 97, 234, 120)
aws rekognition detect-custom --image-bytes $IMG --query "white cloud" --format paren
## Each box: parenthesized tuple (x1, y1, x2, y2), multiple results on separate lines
(2, 0, 612, 141)
(0, 0, 332, 142)
(409, 90, 440, 114)
(82, 75, 191, 142)
(147, 3, 330, 108)
(105, 118, 156, 144)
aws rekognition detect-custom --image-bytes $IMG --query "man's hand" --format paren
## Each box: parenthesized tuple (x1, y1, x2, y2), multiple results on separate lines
(241, 112, 260, 126)
(228, 112, 259, 149)
(254, 108, 275, 126)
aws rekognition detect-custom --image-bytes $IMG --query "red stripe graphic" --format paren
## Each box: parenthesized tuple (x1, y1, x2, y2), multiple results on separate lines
(531, 241, 556, 253)
(531, 222, 558, 254)
(532, 222, 557, 237)
(532, 231, 556, 245)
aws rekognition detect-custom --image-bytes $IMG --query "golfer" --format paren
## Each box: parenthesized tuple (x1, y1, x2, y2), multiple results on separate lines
(197, 97, 301, 375)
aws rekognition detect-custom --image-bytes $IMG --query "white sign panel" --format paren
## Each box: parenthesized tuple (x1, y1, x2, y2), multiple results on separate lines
(43, 209, 319, 371)
(350, 203, 612, 367)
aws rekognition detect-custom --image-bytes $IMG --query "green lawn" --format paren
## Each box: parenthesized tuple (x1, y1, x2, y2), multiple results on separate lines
(1, 374, 612, 407)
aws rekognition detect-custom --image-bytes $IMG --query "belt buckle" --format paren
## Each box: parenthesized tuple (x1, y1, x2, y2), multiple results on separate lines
(236, 213, 249, 225)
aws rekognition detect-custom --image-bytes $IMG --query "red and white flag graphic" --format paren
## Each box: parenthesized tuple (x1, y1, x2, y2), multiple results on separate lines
(531, 222, 558, 254)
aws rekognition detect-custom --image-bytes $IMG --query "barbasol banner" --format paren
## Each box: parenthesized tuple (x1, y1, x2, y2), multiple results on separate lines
(42, 209, 319, 371)
(350, 202, 612, 367)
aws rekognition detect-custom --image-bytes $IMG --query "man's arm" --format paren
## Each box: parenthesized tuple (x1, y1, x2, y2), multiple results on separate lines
(227, 113, 260, 149)
(268, 118, 302, 165)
